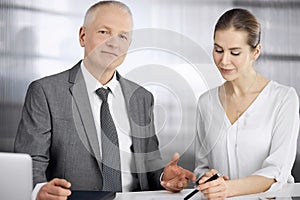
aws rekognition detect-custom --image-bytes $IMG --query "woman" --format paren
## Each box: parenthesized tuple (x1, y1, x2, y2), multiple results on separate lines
(194, 8, 299, 199)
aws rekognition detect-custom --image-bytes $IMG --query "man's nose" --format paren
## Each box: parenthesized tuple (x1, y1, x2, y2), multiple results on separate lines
(105, 35, 119, 48)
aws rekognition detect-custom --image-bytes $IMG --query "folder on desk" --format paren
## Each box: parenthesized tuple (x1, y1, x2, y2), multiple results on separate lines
(68, 191, 116, 200)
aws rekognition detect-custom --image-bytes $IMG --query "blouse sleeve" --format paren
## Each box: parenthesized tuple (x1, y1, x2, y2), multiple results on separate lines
(253, 87, 299, 185)
(194, 98, 210, 179)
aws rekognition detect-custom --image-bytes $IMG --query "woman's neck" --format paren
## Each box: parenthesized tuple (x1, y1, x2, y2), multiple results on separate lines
(226, 71, 258, 97)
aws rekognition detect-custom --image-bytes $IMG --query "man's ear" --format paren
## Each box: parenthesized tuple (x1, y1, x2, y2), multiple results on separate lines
(253, 44, 261, 61)
(79, 26, 86, 47)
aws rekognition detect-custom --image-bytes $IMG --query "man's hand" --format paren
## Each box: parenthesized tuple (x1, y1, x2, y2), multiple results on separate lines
(37, 178, 71, 200)
(161, 153, 196, 192)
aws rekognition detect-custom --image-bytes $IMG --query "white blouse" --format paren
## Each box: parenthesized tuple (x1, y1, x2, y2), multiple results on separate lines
(194, 81, 299, 188)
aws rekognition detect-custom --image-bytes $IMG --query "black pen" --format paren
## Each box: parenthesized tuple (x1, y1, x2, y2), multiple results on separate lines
(184, 173, 219, 200)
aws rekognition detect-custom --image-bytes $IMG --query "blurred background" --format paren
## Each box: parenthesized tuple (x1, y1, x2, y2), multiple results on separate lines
(0, 0, 299, 182)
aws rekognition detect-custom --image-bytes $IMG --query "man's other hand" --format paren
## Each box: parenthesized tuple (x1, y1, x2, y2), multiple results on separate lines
(161, 153, 196, 192)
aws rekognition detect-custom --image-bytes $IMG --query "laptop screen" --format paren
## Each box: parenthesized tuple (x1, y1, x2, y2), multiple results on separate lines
(0, 152, 32, 200)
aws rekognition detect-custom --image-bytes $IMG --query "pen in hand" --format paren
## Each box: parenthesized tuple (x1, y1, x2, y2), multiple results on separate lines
(184, 173, 219, 200)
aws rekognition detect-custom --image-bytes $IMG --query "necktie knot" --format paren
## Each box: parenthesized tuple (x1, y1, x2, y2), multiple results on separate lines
(96, 87, 110, 102)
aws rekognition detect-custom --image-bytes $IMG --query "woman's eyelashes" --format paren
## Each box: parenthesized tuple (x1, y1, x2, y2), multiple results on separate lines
(231, 51, 240, 56)
(214, 48, 241, 56)
(215, 49, 223, 54)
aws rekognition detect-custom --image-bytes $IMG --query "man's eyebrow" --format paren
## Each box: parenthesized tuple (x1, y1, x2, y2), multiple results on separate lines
(95, 25, 110, 31)
(97, 26, 131, 35)
(102, 25, 111, 30)
(120, 31, 130, 35)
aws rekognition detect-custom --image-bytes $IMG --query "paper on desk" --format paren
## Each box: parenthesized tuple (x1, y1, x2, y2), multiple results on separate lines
(115, 189, 204, 200)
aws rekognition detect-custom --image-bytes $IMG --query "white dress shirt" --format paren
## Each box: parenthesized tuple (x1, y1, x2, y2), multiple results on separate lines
(81, 63, 138, 192)
(194, 81, 299, 192)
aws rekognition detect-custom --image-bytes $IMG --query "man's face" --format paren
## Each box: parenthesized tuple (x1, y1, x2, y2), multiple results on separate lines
(79, 6, 133, 71)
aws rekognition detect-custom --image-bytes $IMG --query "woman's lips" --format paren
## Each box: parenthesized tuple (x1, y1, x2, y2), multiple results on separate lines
(220, 68, 234, 74)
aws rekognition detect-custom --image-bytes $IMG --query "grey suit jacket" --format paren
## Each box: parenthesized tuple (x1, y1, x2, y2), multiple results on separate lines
(14, 60, 164, 191)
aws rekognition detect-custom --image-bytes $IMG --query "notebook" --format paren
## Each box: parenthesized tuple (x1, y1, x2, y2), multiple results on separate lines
(0, 152, 32, 200)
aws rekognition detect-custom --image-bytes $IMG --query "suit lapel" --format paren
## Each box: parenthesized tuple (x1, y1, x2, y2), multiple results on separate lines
(68, 61, 102, 170)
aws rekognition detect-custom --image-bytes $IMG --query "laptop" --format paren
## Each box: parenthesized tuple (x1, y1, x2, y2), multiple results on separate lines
(0, 152, 32, 200)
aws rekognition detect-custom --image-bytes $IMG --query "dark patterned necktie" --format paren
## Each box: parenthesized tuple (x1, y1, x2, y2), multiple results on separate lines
(96, 87, 122, 192)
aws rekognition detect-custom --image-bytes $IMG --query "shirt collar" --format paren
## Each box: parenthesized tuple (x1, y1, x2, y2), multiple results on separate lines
(81, 62, 118, 96)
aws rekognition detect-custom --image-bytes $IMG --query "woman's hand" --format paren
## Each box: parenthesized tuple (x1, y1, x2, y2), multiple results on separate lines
(197, 169, 230, 200)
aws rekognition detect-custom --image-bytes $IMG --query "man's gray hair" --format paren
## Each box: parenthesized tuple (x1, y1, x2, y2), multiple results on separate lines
(83, 1, 132, 26)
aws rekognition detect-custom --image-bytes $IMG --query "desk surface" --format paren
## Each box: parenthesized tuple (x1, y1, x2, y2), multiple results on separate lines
(115, 183, 300, 200)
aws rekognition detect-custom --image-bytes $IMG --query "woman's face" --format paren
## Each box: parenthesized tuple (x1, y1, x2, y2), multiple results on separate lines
(213, 28, 260, 81)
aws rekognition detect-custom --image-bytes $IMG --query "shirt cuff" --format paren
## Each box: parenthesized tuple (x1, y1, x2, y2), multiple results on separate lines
(160, 172, 164, 182)
(32, 182, 47, 200)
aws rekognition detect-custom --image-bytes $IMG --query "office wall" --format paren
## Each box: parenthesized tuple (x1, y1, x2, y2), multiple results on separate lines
(0, 0, 84, 151)
(1, 0, 299, 181)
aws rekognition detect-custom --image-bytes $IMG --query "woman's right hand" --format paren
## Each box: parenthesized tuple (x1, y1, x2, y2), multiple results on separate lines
(197, 169, 230, 200)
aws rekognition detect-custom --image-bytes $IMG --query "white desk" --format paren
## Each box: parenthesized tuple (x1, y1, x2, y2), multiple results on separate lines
(115, 183, 300, 200)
